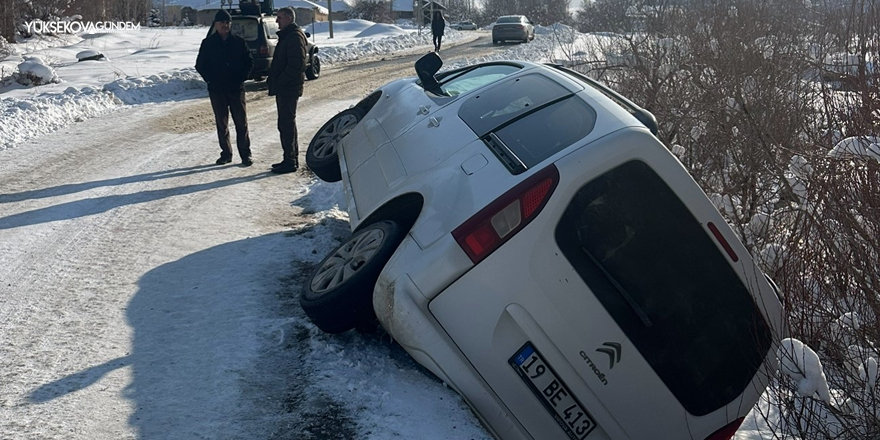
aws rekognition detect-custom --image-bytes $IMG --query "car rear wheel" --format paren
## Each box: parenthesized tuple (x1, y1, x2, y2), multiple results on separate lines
(306, 55, 321, 80)
(300, 220, 405, 334)
(306, 107, 365, 182)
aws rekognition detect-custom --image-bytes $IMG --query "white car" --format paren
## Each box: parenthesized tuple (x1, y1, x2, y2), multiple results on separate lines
(301, 53, 785, 440)
(452, 21, 478, 31)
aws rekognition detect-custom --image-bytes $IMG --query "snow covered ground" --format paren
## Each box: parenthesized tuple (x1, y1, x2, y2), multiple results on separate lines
(0, 19, 781, 440)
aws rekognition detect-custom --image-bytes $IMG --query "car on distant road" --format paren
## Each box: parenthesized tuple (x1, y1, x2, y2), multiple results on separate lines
(207, 12, 321, 81)
(492, 15, 535, 44)
(451, 21, 478, 31)
(300, 52, 785, 440)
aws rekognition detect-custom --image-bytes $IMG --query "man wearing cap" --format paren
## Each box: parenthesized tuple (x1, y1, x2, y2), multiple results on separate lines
(267, 6, 308, 174)
(195, 9, 255, 166)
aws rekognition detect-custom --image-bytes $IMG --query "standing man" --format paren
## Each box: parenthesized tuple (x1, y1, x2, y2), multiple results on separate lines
(431, 10, 445, 52)
(195, 9, 255, 166)
(267, 6, 307, 174)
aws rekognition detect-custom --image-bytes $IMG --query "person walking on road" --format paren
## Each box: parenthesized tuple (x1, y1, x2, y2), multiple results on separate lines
(431, 10, 445, 52)
(195, 10, 255, 166)
(267, 7, 308, 174)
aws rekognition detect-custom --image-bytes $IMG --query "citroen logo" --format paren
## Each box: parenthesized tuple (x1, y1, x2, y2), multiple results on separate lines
(596, 342, 622, 369)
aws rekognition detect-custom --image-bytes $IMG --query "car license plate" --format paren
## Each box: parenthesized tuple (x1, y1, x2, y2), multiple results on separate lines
(510, 342, 597, 440)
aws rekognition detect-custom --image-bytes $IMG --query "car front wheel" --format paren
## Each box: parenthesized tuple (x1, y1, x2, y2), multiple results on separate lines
(306, 107, 365, 182)
(306, 54, 321, 80)
(300, 220, 405, 333)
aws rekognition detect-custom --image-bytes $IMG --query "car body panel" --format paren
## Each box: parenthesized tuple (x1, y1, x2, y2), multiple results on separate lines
(427, 127, 780, 439)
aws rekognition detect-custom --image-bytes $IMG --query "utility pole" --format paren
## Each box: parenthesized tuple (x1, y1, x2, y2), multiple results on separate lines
(162, 0, 166, 26)
(327, 0, 333, 38)
(416, 0, 421, 34)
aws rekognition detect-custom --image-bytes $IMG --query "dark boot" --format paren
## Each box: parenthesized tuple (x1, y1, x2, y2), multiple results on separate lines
(271, 161, 298, 174)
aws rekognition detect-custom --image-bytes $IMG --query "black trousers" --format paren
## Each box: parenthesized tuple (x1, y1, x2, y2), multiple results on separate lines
(433, 34, 443, 50)
(209, 89, 251, 160)
(275, 94, 300, 165)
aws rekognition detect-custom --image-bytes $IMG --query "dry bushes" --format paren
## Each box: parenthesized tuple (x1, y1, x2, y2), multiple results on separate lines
(566, 0, 879, 437)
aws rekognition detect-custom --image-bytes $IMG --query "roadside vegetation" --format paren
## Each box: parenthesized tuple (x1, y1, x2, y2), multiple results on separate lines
(564, 0, 880, 437)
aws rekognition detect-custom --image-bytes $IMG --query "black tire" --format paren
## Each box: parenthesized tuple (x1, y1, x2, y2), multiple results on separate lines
(305, 107, 365, 182)
(300, 221, 405, 334)
(306, 55, 321, 80)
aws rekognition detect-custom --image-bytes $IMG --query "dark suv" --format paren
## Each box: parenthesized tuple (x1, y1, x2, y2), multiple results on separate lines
(207, 12, 321, 81)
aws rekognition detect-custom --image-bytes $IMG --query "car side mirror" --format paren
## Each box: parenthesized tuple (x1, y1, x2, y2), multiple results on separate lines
(415, 52, 445, 95)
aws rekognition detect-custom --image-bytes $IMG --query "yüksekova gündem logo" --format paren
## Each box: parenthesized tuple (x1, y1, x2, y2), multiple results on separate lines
(26, 20, 141, 35)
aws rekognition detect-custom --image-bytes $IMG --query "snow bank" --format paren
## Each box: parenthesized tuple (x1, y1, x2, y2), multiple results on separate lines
(778, 338, 832, 404)
(102, 68, 205, 105)
(0, 70, 206, 149)
(354, 23, 410, 38)
(828, 136, 880, 162)
(16, 57, 59, 86)
(0, 87, 117, 150)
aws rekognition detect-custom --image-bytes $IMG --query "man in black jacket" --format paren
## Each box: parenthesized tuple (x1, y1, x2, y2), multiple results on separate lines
(195, 10, 255, 166)
(267, 7, 307, 174)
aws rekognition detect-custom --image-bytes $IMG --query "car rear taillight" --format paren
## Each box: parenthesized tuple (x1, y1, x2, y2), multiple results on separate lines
(259, 45, 269, 56)
(704, 418, 744, 440)
(453, 165, 559, 264)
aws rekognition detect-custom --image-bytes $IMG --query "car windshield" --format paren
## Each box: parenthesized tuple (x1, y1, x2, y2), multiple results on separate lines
(437, 64, 521, 97)
(497, 16, 522, 24)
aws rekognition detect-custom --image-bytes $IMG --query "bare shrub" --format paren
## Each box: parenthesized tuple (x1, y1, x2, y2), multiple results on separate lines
(565, 0, 880, 436)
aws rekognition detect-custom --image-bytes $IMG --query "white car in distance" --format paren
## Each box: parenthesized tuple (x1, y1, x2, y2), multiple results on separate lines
(452, 21, 478, 30)
(300, 52, 785, 440)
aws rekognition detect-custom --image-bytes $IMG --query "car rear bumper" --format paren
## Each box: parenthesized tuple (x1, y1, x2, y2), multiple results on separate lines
(493, 30, 527, 40)
(373, 244, 534, 440)
(249, 57, 271, 78)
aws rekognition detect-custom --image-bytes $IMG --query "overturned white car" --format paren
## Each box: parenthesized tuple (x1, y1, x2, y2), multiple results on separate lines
(300, 52, 785, 440)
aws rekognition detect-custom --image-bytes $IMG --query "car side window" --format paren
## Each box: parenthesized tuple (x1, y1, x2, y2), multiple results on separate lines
(265, 20, 278, 39)
(458, 73, 572, 137)
(439, 64, 520, 97)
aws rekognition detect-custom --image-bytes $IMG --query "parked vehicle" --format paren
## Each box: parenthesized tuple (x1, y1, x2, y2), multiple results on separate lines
(301, 52, 785, 440)
(492, 15, 535, 44)
(206, 12, 321, 81)
(451, 21, 478, 30)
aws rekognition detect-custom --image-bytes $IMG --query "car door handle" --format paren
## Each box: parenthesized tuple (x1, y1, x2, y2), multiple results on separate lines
(418, 105, 431, 115)
(429, 116, 442, 127)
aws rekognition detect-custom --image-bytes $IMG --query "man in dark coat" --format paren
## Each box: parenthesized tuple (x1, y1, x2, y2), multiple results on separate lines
(195, 9, 255, 166)
(431, 10, 445, 52)
(267, 6, 307, 174)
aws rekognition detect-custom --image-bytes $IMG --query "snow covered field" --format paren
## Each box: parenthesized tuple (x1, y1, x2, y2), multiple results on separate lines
(0, 19, 786, 440)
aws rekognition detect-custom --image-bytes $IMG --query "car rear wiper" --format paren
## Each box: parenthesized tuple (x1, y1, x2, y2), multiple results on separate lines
(581, 246, 654, 327)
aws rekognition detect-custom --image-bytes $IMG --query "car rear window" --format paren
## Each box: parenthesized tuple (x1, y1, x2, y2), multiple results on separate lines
(554, 160, 773, 416)
(497, 16, 523, 24)
(231, 18, 259, 41)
